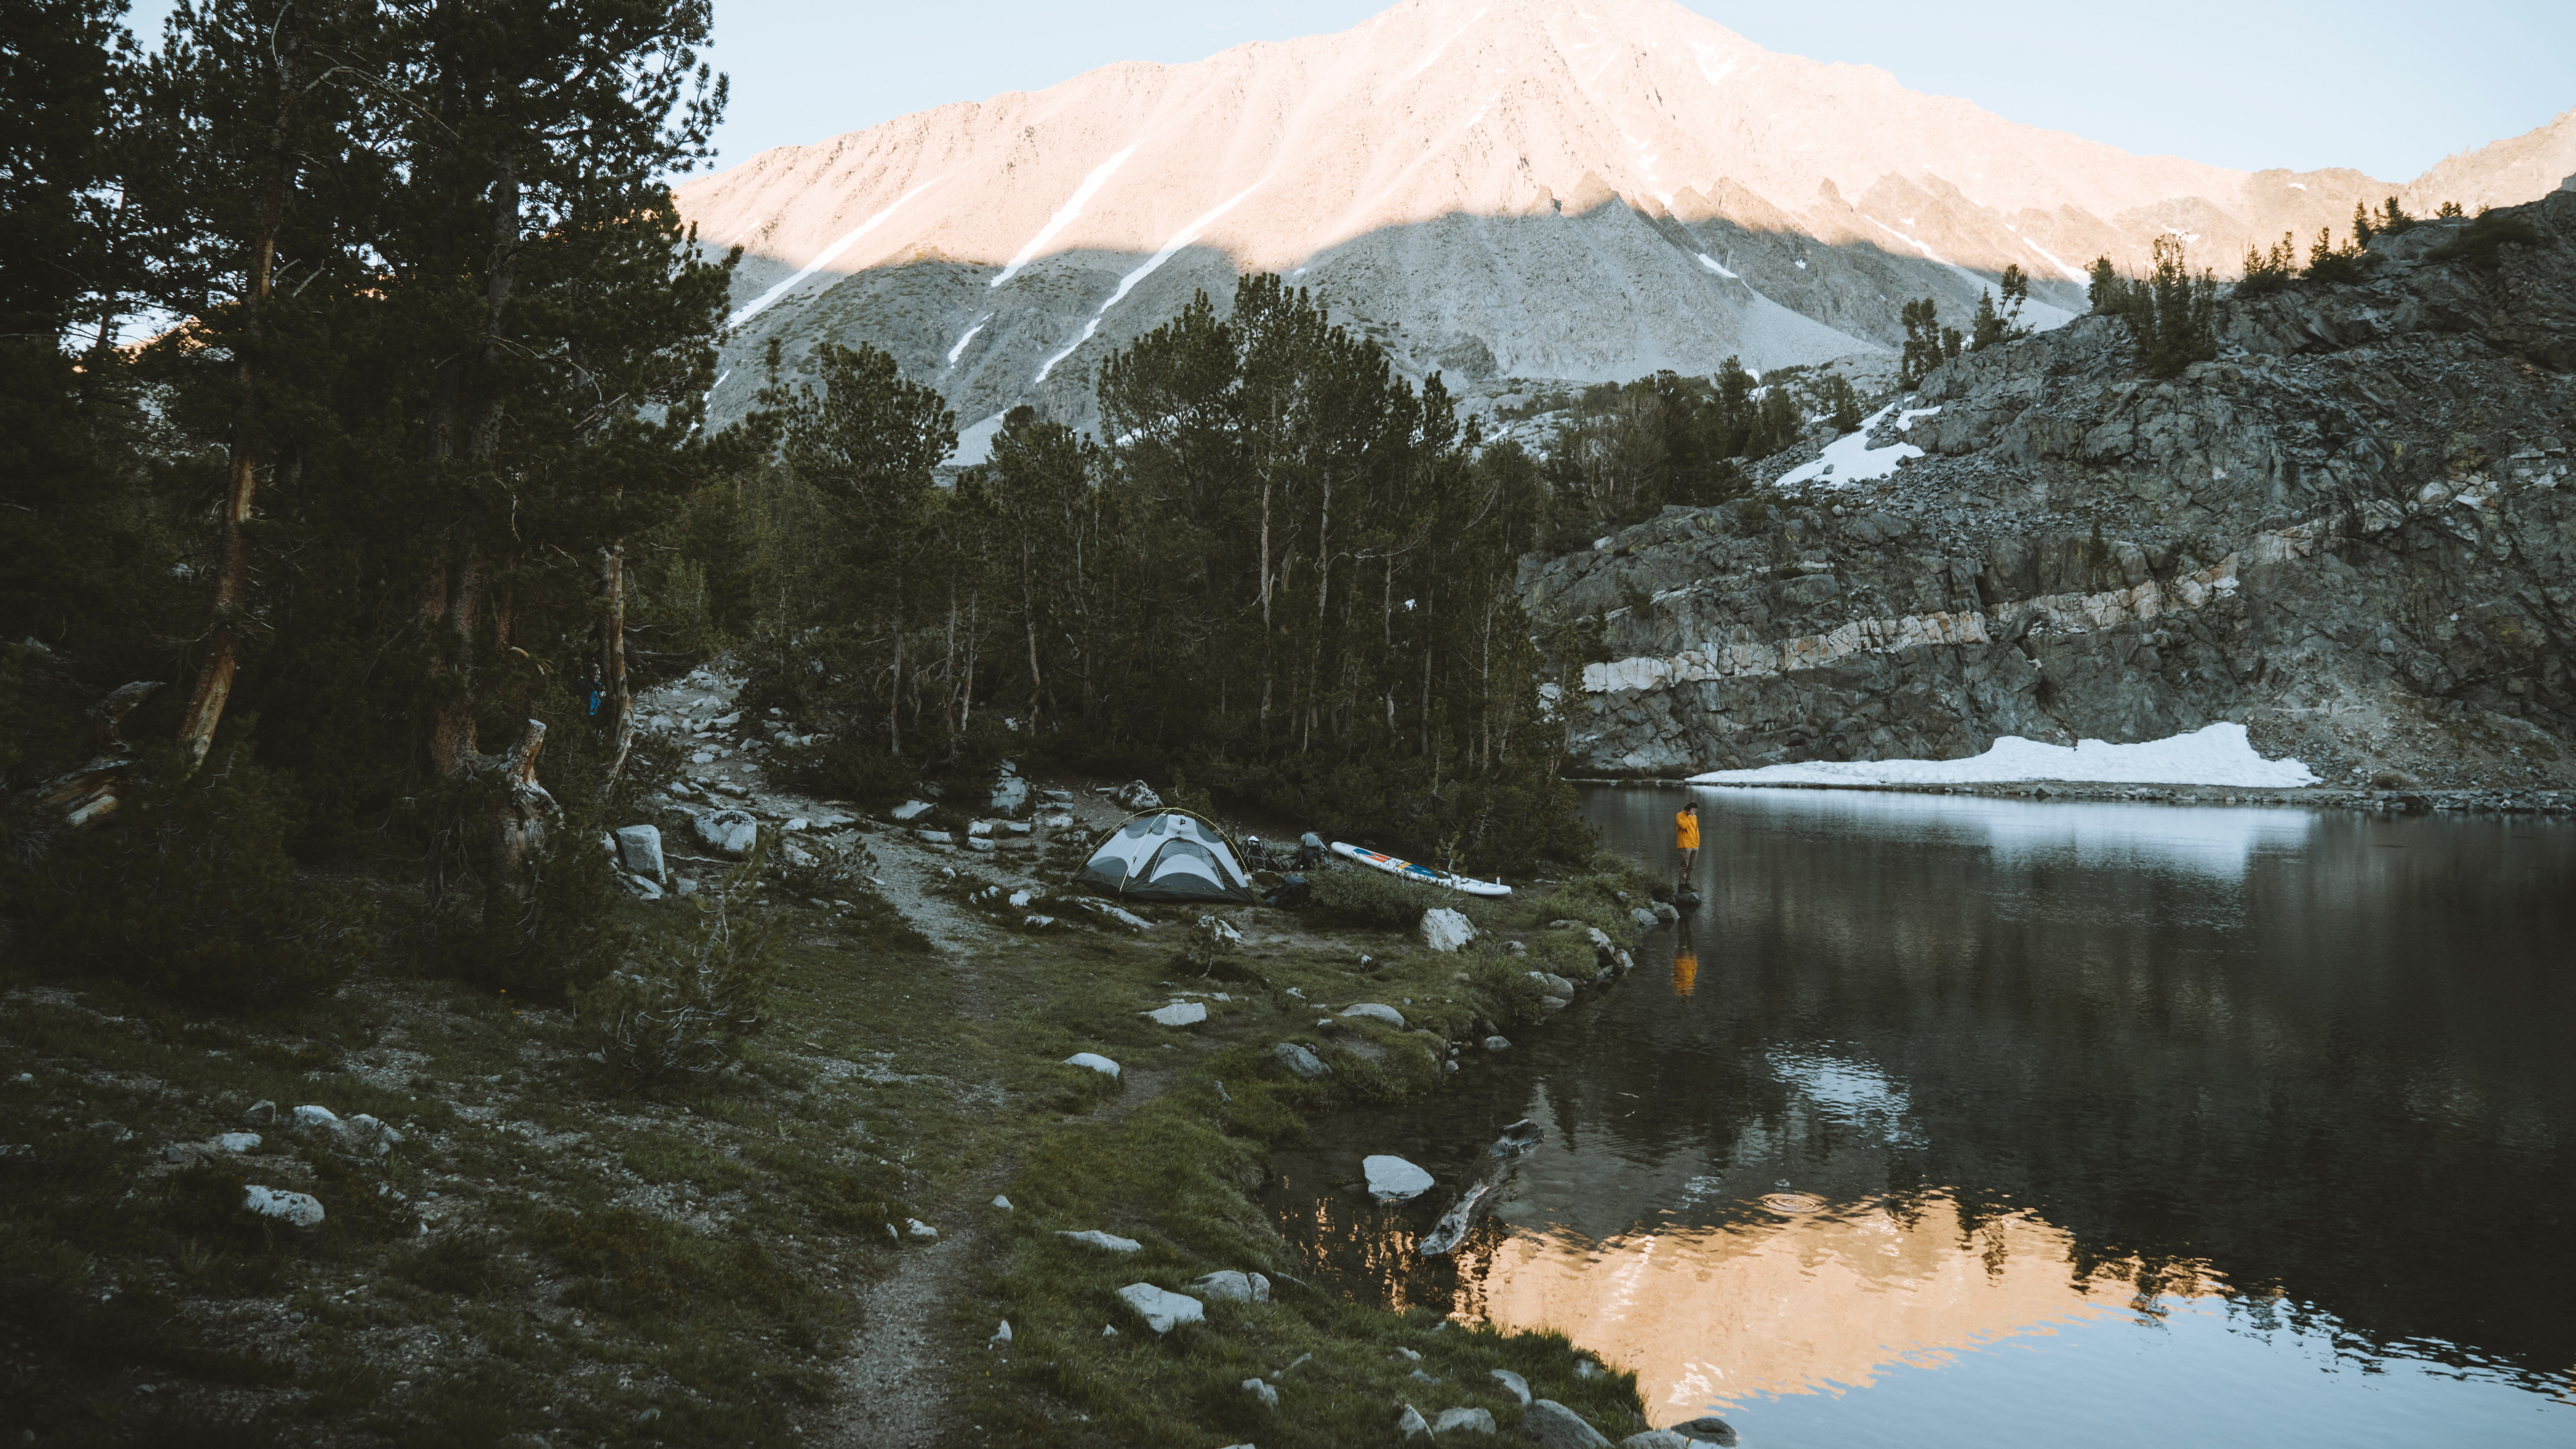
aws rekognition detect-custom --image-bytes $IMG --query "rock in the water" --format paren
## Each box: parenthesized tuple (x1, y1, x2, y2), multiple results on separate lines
(1364, 1155, 1436, 1203)
(1485, 1035, 1513, 1052)
(1063, 1052, 1121, 1079)
(1521, 1400, 1612, 1448)
(891, 800, 933, 821)
(1242, 1377, 1278, 1409)
(1341, 1002, 1406, 1029)
(1670, 1417, 1737, 1446)
(1629, 906, 1660, 930)
(1115, 1282, 1203, 1333)
(1650, 900, 1679, 924)
(1437, 1407, 1499, 1434)
(613, 824, 665, 881)
(1397, 1403, 1433, 1439)
(241, 1184, 325, 1228)
(1189, 1270, 1271, 1303)
(1585, 926, 1616, 959)
(1490, 1368, 1532, 1405)
(1273, 1042, 1332, 1079)
(694, 808, 759, 856)
(1419, 907, 1477, 952)
(1057, 1230, 1142, 1253)
(1620, 1433, 1692, 1449)
(1143, 1001, 1208, 1027)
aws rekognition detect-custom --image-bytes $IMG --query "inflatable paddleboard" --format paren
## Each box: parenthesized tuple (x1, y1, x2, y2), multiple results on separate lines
(1329, 842, 1513, 898)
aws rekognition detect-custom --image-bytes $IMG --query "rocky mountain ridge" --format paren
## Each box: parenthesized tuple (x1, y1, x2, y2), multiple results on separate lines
(1532, 191, 2576, 792)
(676, 0, 2576, 445)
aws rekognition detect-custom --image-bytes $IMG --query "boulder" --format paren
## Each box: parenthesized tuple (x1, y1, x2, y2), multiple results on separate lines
(965, 837, 996, 853)
(1650, 900, 1679, 924)
(1111, 780, 1163, 810)
(1063, 1053, 1121, 1079)
(1530, 971, 1576, 999)
(1115, 1282, 1203, 1334)
(989, 1320, 1012, 1349)
(1363, 1155, 1435, 1203)
(1621, 1433, 1693, 1449)
(1584, 926, 1616, 958)
(1629, 906, 1661, 930)
(212, 1132, 261, 1152)
(695, 809, 759, 856)
(1057, 1230, 1142, 1253)
(891, 800, 933, 821)
(1273, 1043, 1332, 1079)
(1670, 1417, 1739, 1446)
(967, 820, 995, 836)
(1189, 1270, 1271, 1303)
(1419, 907, 1477, 952)
(621, 872, 665, 900)
(1521, 1400, 1612, 1448)
(291, 1104, 340, 1131)
(613, 824, 665, 881)
(990, 775, 1030, 815)
(1489, 1368, 1532, 1405)
(339, 1113, 402, 1155)
(1242, 1377, 1278, 1409)
(915, 829, 955, 844)
(1009, 890, 1033, 908)
(1143, 1001, 1208, 1027)
(1341, 1002, 1406, 1029)
(1397, 1404, 1433, 1439)
(241, 1184, 325, 1228)
(241, 1100, 278, 1127)
(1485, 1035, 1513, 1052)
(906, 1219, 938, 1238)
(1437, 1407, 1499, 1434)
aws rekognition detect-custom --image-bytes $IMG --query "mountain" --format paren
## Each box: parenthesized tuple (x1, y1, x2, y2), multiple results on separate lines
(674, 0, 2576, 450)
(1539, 191, 2576, 790)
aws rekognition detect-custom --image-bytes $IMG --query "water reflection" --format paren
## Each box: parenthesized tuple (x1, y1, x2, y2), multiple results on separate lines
(1265, 791, 2576, 1445)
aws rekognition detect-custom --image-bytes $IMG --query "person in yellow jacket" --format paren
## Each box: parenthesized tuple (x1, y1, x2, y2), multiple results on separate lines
(1674, 800, 1701, 883)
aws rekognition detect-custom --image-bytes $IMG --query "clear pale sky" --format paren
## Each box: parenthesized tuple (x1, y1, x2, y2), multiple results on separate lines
(125, 1, 2574, 183)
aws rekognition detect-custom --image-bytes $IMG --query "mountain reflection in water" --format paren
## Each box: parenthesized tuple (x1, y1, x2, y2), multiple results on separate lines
(1263, 788, 2576, 1446)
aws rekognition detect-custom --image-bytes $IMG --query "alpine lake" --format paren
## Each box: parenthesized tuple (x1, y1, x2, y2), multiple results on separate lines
(1262, 785, 2576, 1446)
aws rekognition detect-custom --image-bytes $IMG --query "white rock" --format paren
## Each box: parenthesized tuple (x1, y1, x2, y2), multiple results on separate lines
(965, 837, 996, 853)
(1273, 1043, 1331, 1079)
(1620, 1433, 1694, 1449)
(1115, 1282, 1203, 1334)
(906, 1219, 939, 1238)
(613, 824, 666, 880)
(689, 751, 715, 765)
(621, 872, 664, 901)
(1188, 1270, 1270, 1303)
(694, 808, 759, 856)
(1143, 1001, 1208, 1027)
(1437, 1407, 1498, 1434)
(891, 800, 933, 821)
(1341, 1002, 1406, 1029)
(1397, 1403, 1433, 1439)
(915, 829, 954, 844)
(1364, 1155, 1435, 1203)
(1242, 1377, 1278, 1409)
(1057, 1230, 1142, 1253)
(1419, 907, 1476, 952)
(989, 1320, 1012, 1348)
(1522, 1400, 1612, 1449)
(1009, 890, 1033, 908)
(1063, 1052, 1121, 1079)
(212, 1132, 261, 1152)
(783, 817, 809, 832)
(967, 820, 995, 836)
(990, 775, 1030, 814)
(991, 1195, 1013, 1211)
(1485, 1035, 1513, 1052)
(1490, 1368, 1532, 1405)
(291, 1104, 340, 1130)
(1196, 914, 1245, 945)
(1630, 906, 1660, 930)
(241, 1185, 325, 1227)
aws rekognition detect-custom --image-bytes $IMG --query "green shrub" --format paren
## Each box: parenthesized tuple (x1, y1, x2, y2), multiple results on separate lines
(2426, 211, 2542, 268)
(572, 836, 782, 1086)
(14, 746, 374, 1005)
(1308, 864, 1447, 929)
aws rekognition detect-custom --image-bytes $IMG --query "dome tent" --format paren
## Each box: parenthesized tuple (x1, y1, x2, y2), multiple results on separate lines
(1075, 810, 1258, 904)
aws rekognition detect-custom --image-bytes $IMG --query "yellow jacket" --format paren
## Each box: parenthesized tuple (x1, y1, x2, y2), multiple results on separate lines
(1675, 811, 1700, 849)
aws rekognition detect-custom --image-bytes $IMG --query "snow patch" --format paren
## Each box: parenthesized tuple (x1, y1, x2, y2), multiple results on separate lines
(728, 177, 943, 327)
(990, 145, 1139, 289)
(1687, 722, 2319, 789)
(1034, 174, 1272, 383)
(1777, 404, 1930, 487)
(946, 317, 988, 367)
(946, 412, 1006, 467)
(1694, 252, 1738, 279)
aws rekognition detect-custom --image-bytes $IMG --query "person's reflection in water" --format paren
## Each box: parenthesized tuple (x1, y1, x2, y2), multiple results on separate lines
(1672, 919, 1698, 998)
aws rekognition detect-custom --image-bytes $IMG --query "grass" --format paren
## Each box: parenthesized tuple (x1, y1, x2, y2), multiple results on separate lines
(0, 844, 1666, 1446)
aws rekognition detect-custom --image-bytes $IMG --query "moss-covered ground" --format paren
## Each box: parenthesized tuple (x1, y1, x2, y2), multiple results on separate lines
(0, 824, 1666, 1447)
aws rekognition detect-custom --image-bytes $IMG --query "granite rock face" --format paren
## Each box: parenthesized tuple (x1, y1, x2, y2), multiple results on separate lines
(1532, 192, 2576, 790)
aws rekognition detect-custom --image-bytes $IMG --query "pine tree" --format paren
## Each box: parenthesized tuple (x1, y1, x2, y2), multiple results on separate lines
(2352, 200, 2375, 246)
(2239, 232, 2298, 296)
(1970, 289, 2005, 351)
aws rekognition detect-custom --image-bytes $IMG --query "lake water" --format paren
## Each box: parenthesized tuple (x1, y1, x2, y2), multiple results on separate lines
(1262, 787, 2576, 1446)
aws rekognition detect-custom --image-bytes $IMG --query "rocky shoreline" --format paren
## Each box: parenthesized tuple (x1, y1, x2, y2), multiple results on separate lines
(1568, 776, 2576, 814)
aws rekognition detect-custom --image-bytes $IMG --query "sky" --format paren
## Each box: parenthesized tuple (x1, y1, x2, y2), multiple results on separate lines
(123, 1, 2573, 184)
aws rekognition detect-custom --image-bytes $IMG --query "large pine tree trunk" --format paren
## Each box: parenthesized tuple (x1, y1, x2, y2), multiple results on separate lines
(598, 543, 634, 784)
(175, 22, 306, 776)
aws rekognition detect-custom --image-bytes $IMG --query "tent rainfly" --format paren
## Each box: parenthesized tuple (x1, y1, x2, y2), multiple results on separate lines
(1075, 811, 1258, 904)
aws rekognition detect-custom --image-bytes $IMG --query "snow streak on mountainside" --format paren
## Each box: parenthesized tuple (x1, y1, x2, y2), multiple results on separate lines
(674, 0, 2576, 443)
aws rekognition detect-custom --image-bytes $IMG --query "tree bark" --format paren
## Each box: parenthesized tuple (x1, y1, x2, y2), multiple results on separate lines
(599, 544, 634, 784)
(175, 22, 308, 776)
